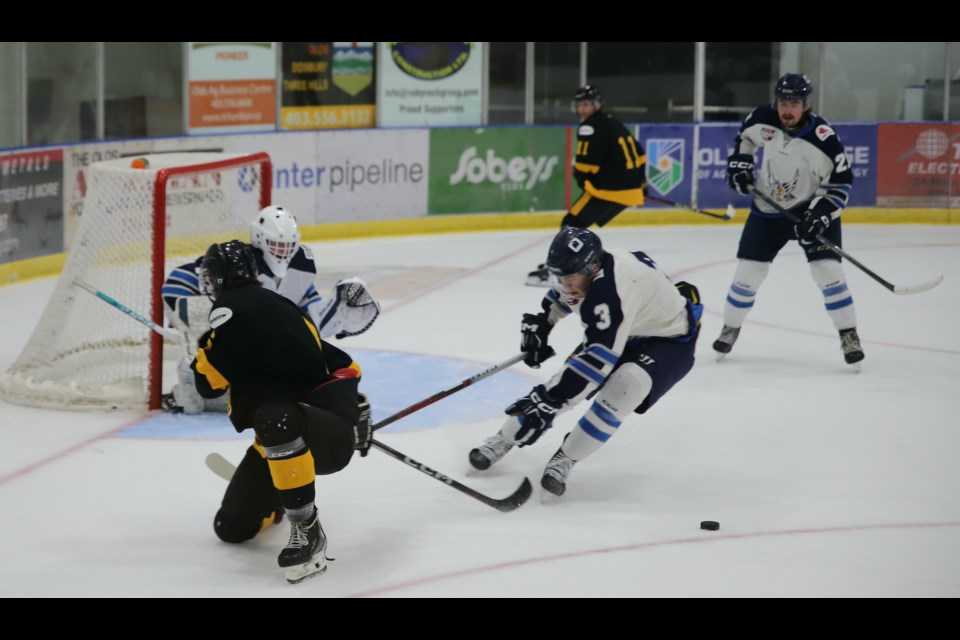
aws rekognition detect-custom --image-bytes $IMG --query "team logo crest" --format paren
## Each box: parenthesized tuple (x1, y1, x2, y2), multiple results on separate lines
(390, 42, 471, 81)
(332, 42, 374, 96)
(645, 138, 684, 196)
(761, 127, 776, 142)
(236, 166, 257, 193)
(769, 166, 801, 203)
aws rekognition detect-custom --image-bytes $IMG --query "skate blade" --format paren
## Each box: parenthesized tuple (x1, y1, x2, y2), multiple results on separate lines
(284, 554, 328, 584)
(714, 352, 728, 362)
(525, 277, 552, 288)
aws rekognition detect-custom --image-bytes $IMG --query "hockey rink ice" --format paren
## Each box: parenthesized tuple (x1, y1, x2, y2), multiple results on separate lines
(1, 223, 958, 597)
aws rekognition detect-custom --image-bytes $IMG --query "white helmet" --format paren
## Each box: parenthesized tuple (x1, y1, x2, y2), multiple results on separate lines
(250, 205, 300, 278)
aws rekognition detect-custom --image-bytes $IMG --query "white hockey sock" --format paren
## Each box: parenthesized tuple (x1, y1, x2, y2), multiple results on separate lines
(809, 259, 857, 330)
(723, 259, 771, 328)
(499, 415, 523, 442)
(563, 363, 652, 462)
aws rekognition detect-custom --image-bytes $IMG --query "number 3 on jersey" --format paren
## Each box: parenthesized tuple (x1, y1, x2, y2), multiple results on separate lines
(593, 303, 611, 330)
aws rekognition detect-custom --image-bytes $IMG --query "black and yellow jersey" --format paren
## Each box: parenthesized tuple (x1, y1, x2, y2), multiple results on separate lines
(191, 283, 359, 431)
(573, 110, 646, 206)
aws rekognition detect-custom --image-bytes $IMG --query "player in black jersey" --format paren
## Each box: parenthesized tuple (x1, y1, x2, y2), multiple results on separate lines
(526, 85, 646, 286)
(192, 240, 372, 584)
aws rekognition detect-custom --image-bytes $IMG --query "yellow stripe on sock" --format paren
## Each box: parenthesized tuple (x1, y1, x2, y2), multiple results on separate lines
(267, 450, 316, 491)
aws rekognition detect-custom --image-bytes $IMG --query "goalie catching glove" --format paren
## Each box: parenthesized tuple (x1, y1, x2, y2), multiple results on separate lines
(316, 277, 381, 340)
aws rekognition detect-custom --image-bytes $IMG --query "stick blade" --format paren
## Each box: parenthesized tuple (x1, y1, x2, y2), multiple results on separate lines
(489, 477, 533, 512)
(205, 452, 236, 481)
(894, 273, 944, 295)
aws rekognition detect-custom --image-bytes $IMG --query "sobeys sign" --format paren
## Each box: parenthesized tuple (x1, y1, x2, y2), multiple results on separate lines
(429, 128, 566, 214)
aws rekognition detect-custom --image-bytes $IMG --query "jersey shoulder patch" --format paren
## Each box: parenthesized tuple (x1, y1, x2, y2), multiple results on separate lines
(578, 124, 595, 137)
(289, 246, 317, 273)
(815, 124, 836, 141)
(209, 306, 234, 329)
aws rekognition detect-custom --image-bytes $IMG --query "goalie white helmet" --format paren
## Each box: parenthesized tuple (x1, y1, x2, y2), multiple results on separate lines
(250, 205, 300, 278)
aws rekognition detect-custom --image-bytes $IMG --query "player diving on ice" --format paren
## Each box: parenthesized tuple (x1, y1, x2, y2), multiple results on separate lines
(159, 205, 381, 413)
(470, 227, 703, 496)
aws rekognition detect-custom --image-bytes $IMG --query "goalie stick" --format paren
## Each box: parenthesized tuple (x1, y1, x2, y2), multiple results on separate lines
(73, 279, 184, 342)
(750, 187, 944, 295)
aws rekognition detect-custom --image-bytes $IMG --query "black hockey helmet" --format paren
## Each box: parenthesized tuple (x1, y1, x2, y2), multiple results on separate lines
(200, 240, 259, 298)
(774, 73, 813, 103)
(574, 84, 602, 104)
(546, 227, 603, 278)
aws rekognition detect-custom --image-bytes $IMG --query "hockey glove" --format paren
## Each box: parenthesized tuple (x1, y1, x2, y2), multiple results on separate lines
(506, 384, 563, 447)
(726, 153, 755, 196)
(520, 312, 556, 368)
(354, 393, 372, 457)
(333, 277, 381, 339)
(795, 210, 831, 244)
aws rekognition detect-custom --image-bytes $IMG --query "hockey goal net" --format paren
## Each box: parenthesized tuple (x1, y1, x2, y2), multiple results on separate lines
(0, 152, 272, 411)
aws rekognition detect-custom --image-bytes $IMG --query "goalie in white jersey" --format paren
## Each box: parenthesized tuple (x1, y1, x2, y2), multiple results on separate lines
(160, 205, 381, 413)
(715, 73, 864, 365)
(469, 227, 703, 496)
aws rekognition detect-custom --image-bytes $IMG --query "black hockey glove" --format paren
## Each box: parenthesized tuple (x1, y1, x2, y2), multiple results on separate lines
(353, 393, 372, 457)
(726, 153, 755, 196)
(506, 384, 563, 447)
(520, 312, 556, 369)
(795, 209, 831, 244)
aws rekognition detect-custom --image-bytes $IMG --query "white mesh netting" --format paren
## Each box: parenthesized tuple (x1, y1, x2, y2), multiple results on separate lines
(0, 152, 271, 410)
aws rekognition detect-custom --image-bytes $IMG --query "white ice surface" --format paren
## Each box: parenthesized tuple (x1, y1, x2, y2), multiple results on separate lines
(1, 224, 958, 597)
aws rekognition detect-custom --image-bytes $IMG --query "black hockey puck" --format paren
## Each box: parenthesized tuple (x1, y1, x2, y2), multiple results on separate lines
(700, 520, 720, 531)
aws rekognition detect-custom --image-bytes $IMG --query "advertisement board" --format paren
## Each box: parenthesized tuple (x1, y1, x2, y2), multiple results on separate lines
(0, 148, 63, 263)
(378, 43, 483, 127)
(280, 43, 376, 130)
(634, 124, 695, 209)
(877, 123, 960, 207)
(61, 129, 430, 248)
(188, 42, 277, 134)
(428, 127, 565, 214)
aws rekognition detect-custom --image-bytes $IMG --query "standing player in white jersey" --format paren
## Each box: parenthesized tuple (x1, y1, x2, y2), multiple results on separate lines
(469, 227, 703, 496)
(715, 73, 864, 365)
(161, 205, 381, 413)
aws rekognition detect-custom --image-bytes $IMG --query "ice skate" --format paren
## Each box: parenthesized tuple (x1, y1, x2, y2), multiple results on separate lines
(159, 392, 183, 414)
(278, 508, 328, 584)
(712, 325, 741, 360)
(540, 447, 577, 497)
(469, 432, 514, 471)
(840, 328, 865, 367)
(525, 263, 551, 288)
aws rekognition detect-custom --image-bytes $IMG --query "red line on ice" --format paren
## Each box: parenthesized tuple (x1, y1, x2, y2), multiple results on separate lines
(349, 520, 960, 597)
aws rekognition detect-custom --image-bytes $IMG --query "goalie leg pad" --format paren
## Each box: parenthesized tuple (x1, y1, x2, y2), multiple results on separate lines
(171, 356, 207, 414)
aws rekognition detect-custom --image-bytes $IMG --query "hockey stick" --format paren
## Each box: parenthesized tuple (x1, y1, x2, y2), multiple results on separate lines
(372, 353, 525, 433)
(205, 446, 532, 513)
(369, 438, 532, 512)
(750, 188, 944, 295)
(645, 193, 736, 221)
(73, 279, 184, 342)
